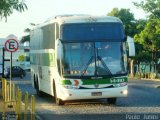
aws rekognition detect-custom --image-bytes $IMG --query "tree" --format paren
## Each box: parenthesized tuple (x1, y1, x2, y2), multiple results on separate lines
(0, 0, 27, 20)
(20, 27, 31, 44)
(133, 40, 152, 72)
(20, 23, 36, 44)
(24, 28, 31, 33)
(133, 0, 160, 73)
(135, 18, 160, 72)
(133, 0, 160, 19)
(133, 19, 149, 70)
(20, 35, 30, 44)
(107, 8, 136, 37)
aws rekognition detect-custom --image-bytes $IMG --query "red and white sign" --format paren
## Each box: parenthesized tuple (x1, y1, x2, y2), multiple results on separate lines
(5, 39, 19, 52)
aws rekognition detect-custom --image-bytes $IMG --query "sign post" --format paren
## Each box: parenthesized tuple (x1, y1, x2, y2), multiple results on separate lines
(2, 47, 5, 78)
(0, 47, 5, 77)
(4, 38, 19, 106)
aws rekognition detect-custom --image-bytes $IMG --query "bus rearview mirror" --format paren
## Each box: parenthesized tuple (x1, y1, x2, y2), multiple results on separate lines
(127, 36, 135, 57)
(57, 39, 63, 60)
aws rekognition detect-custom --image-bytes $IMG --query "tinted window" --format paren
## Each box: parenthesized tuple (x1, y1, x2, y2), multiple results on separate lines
(61, 23, 125, 42)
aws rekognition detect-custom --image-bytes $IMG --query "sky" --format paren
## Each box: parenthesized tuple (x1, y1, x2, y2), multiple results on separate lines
(0, 0, 147, 40)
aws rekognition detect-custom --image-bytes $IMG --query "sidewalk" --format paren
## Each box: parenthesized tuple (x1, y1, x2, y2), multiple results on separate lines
(140, 78, 160, 82)
(0, 96, 16, 120)
(0, 96, 14, 111)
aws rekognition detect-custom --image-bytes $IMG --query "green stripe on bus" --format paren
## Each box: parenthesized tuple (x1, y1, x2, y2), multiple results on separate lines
(61, 77, 128, 85)
(42, 53, 55, 66)
(30, 52, 56, 66)
(61, 80, 72, 85)
(82, 77, 128, 85)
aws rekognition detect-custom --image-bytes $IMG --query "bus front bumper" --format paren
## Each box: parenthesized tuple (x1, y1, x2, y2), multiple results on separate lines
(58, 86, 128, 101)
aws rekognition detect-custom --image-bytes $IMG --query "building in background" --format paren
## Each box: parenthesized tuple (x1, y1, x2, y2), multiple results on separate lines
(0, 36, 30, 72)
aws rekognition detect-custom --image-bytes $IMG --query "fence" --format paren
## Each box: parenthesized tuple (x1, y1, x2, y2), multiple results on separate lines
(0, 78, 35, 120)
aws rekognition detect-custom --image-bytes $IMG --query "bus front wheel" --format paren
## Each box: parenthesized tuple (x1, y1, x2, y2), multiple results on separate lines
(53, 81, 65, 105)
(35, 76, 43, 97)
(107, 98, 117, 104)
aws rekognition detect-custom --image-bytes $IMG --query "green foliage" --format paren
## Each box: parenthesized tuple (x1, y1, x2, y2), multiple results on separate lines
(0, 0, 28, 20)
(133, 0, 160, 19)
(133, 19, 148, 64)
(133, 44, 152, 64)
(133, 0, 160, 73)
(135, 19, 147, 35)
(24, 28, 31, 33)
(141, 19, 160, 51)
(134, 18, 160, 64)
(21, 23, 36, 43)
(18, 54, 25, 61)
(20, 35, 30, 43)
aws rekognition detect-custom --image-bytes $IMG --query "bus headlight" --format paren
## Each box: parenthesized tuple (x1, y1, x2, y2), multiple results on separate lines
(121, 90, 128, 95)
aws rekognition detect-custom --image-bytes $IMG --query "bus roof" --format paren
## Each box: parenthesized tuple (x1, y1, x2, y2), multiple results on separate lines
(54, 15, 122, 24)
(34, 15, 123, 29)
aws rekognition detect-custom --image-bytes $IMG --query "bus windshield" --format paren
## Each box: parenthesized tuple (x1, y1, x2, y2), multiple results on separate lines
(62, 42, 127, 77)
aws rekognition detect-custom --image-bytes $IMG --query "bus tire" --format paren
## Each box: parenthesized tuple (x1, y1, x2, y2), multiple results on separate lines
(107, 98, 117, 104)
(53, 81, 65, 105)
(34, 75, 36, 89)
(36, 76, 43, 97)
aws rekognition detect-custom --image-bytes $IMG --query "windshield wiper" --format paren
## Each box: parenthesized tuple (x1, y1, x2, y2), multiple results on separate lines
(80, 56, 94, 77)
(80, 55, 112, 77)
(97, 56, 112, 75)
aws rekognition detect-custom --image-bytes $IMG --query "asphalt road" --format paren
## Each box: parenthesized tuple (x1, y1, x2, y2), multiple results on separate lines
(11, 73, 160, 120)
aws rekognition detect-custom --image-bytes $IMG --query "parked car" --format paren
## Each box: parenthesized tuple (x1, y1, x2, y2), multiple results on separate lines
(4, 66, 26, 78)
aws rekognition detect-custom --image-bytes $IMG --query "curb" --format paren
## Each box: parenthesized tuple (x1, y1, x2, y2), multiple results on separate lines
(140, 78, 160, 82)
(129, 78, 160, 82)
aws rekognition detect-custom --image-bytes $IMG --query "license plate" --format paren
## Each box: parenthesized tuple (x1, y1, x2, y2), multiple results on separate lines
(91, 92, 102, 96)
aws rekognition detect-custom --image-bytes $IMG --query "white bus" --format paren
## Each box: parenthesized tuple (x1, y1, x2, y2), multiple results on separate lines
(30, 15, 128, 105)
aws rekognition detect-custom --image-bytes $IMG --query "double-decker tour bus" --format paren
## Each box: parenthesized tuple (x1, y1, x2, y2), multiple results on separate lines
(30, 15, 128, 105)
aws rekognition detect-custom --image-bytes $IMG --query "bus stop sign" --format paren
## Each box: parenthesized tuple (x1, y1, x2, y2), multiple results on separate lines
(4, 39, 19, 52)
